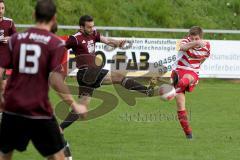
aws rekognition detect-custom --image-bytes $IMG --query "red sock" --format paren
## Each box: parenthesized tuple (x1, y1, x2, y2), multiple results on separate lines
(177, 78, 190, 91)
(177, 110, 192, 135)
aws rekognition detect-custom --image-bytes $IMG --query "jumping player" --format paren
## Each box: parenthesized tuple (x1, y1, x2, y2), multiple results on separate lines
(172, 26, 210, 139)
(60, 15, 153, 159)
(0, 0, 87, 160)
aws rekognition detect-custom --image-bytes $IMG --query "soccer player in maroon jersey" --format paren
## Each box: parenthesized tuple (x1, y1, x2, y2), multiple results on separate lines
(0, 0, 16, 44)
(0, 0, 87, 160)
(0, 0, 17, 97)
(171, 26, 210, 139)
(59, 15, 153, 159)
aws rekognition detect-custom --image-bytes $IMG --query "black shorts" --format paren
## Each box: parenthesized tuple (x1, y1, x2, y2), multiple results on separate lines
(0, 112, 64, 157)
(77, 67, 108, 97)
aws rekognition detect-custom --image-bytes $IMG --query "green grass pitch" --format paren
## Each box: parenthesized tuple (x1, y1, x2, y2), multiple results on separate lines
(13, 79, 240, 160)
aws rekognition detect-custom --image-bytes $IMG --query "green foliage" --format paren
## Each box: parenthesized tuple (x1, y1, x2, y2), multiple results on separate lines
(4, 0, 240, 38)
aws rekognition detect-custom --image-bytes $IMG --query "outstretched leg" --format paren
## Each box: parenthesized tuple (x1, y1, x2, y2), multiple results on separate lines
(105, 72, 153, 96)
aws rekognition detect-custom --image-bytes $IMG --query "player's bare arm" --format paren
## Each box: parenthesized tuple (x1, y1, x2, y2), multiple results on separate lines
(100, 35, 125, 47)
(49, 71, 87, 118)
(180, 40, 206, 51)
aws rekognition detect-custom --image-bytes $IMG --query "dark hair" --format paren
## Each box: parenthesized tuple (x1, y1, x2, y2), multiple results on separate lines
(35, 0, 56, 23)
(0, 0, 4, 3)
(79, 15, 93, 26)
(189, 26, 203, 37)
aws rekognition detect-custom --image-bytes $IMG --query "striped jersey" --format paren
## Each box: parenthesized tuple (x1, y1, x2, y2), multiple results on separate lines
(175, 36, 210, 73)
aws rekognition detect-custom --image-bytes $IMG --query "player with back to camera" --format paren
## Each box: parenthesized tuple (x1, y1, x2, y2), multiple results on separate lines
(0, 0, 87, 160)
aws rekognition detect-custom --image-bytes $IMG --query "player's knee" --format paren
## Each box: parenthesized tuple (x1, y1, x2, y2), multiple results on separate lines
(111, 72, 125, 84)
(177, 105, 186, 111)
(110, 77, 120, 84)
(176, 100, 185, 110)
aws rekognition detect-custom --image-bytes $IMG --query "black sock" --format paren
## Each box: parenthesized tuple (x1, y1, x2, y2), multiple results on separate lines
(62, 135, 72, 157)
(60, 110, 80, 130)
(121, 78, 148, 94)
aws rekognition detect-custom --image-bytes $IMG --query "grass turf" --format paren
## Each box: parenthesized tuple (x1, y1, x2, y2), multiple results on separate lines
(13, 79, 240, 160)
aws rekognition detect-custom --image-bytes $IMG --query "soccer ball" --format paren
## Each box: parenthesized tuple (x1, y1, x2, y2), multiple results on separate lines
(159, 84, 176, 101)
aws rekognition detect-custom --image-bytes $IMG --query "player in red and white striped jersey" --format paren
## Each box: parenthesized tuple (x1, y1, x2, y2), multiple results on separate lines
(176, 36, 210, 72)
(171, 26, 210, 139)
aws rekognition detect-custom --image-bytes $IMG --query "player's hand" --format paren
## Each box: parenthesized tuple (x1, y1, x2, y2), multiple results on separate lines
(118, 40, 126, 48)
(0, 37, 9, 43)
(71, 102, 88, 119)
(195, 40, 206, 48)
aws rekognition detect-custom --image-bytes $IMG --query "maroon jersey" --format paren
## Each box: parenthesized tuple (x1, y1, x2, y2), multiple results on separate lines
(0, 28, 65, 118)
(66, 30, 100, 68)
(0, 17, 16, 50)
